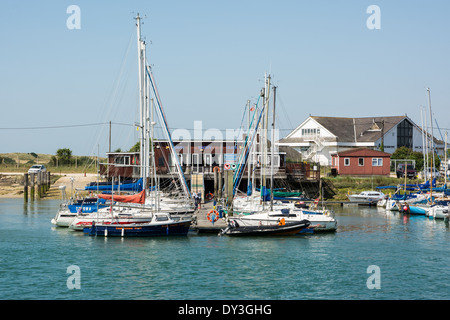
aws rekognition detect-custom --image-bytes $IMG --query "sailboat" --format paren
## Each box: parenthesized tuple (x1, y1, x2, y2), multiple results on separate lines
(51, 179, 110, 227)
(219, 218, 310, 237)
(69, 187, 194, 231)
(222, 75, 334, 235)
(87, 14, 192, 237)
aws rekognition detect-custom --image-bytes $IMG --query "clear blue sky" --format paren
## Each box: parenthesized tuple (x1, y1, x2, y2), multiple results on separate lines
(1, 0, 449, 157)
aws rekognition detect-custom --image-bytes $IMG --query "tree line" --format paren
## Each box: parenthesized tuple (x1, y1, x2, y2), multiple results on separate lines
(390, 146, 449, 171)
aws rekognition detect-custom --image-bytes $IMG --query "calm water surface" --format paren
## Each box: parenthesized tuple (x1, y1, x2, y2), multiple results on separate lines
(0, 198, 449, 300)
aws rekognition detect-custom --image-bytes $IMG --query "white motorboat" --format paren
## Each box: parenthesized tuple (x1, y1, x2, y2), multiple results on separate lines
(347, 191, 386, 204)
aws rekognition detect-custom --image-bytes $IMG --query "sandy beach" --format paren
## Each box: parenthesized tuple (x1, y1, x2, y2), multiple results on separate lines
(0, 172, 98, 199)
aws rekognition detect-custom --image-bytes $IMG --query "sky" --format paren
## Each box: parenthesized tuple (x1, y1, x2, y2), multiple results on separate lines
(1, 0, 449, 157)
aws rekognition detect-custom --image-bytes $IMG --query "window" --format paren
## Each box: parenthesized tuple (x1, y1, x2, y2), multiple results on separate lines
(397, 119, 413, 149)
(155, 215, 169, 221)
(115, 156, 130, 165)
(372, 158, 383, 166)
(301, 128, 319, 136)
(344, 158, 350, 166)
(358, 158, 364, 166)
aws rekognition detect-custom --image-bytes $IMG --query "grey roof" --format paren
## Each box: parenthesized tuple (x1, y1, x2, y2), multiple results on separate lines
(312, 115, 406, 143)
(279, 115, 423, 144)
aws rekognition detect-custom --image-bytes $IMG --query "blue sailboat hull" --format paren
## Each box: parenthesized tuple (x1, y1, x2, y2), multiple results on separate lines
(88, 221, 191, 237)
(400, 205, 428, 215)
(68, 198, 109, 213)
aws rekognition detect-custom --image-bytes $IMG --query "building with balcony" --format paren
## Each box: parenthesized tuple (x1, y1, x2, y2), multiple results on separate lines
(277, 115, 444, 166)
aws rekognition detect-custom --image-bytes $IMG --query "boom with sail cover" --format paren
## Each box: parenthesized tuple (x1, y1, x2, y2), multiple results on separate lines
(97, 190, 146, 204)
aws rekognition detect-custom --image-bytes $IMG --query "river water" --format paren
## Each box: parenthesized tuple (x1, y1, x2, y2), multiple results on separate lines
(0, 198, 449, 300)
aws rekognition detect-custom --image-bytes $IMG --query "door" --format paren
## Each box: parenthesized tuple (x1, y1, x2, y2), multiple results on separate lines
(204, 154, 212, 173)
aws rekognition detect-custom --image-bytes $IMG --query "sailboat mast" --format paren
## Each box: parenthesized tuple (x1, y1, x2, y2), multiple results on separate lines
(150, 96, 158, 210)
(262, 74, 271, 193)
(143, 41, 150, 194)
(136, 14, 146, 192)
(247, 100, 251, 194)
(270, 85, 277, 211)
(420, 107, 426, 179)
(427, 87, 434, 202)
(445, 131, 448, 186)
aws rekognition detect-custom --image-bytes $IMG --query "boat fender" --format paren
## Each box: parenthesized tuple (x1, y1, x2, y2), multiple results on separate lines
(207, 210, 219, 223)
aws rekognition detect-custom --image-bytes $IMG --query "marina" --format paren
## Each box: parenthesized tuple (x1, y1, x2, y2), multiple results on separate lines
(0, 197, 449, 300)
(1, 2, 450, 305)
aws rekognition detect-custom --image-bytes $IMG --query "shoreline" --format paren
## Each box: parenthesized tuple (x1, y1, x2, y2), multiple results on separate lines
(0, 173, 98, 200)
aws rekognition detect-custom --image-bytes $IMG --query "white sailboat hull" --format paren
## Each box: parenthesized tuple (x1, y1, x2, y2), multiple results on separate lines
(428, 205, 449, 219)
(51, 209, 78, 227)
(229, 209, 337, 232)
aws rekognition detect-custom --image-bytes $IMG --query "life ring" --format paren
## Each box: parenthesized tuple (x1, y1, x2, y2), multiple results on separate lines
(206, 193, 214, 201)
(207, 210, 219, 222)
(224, 163, 231, 170)
(213, 166, 220, 172)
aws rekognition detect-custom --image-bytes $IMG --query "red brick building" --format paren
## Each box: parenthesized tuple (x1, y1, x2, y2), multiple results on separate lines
(331, 148, 391, 176)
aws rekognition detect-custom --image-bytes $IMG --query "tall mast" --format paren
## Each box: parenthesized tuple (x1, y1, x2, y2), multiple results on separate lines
(427, 87, 434, 202)
(136, 14, 146, 191)
(143, 41, 150, 193)
(262, 74, 271, 193)
(420, 107, 425, 179)
(150, 96, 158, 209)
(445, 131, 448, 186)
(270, 85, 277, 211)
(247, 100, 252, 196)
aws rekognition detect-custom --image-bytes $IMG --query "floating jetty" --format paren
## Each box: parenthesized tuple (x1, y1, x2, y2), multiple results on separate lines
(191, 198, 380, 234)
(191, 201, 227, 233)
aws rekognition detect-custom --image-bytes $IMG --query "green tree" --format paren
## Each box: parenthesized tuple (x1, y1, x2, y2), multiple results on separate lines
(391, 146, 440, 171)
(56, 148, 72, 166)
(129, 141, 140, 152)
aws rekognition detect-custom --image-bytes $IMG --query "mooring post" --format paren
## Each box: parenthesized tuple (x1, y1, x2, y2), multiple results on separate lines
(37, 171, 41, 199)
(30, 173, 35, 200)
(42, 171, 47, 196)
(218, 170, 223, 198)
(214, 169, 218, 197)
(24, 173, 29, 202)
(43, 171, 48, 194)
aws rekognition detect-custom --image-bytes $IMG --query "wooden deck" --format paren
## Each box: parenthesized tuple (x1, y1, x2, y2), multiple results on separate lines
(191, 201, 227, 233)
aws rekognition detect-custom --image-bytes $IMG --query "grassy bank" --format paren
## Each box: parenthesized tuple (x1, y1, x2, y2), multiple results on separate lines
(323, 175, 424, 201)
(0, 152, 102, 174)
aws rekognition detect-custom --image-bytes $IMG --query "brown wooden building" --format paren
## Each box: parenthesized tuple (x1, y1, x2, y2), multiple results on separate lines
(98, 139, 323, 195)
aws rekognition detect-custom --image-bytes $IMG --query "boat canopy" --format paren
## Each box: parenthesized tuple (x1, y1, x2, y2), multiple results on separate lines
(85, 178, 143, 192)
(97, 190, 146, 204)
